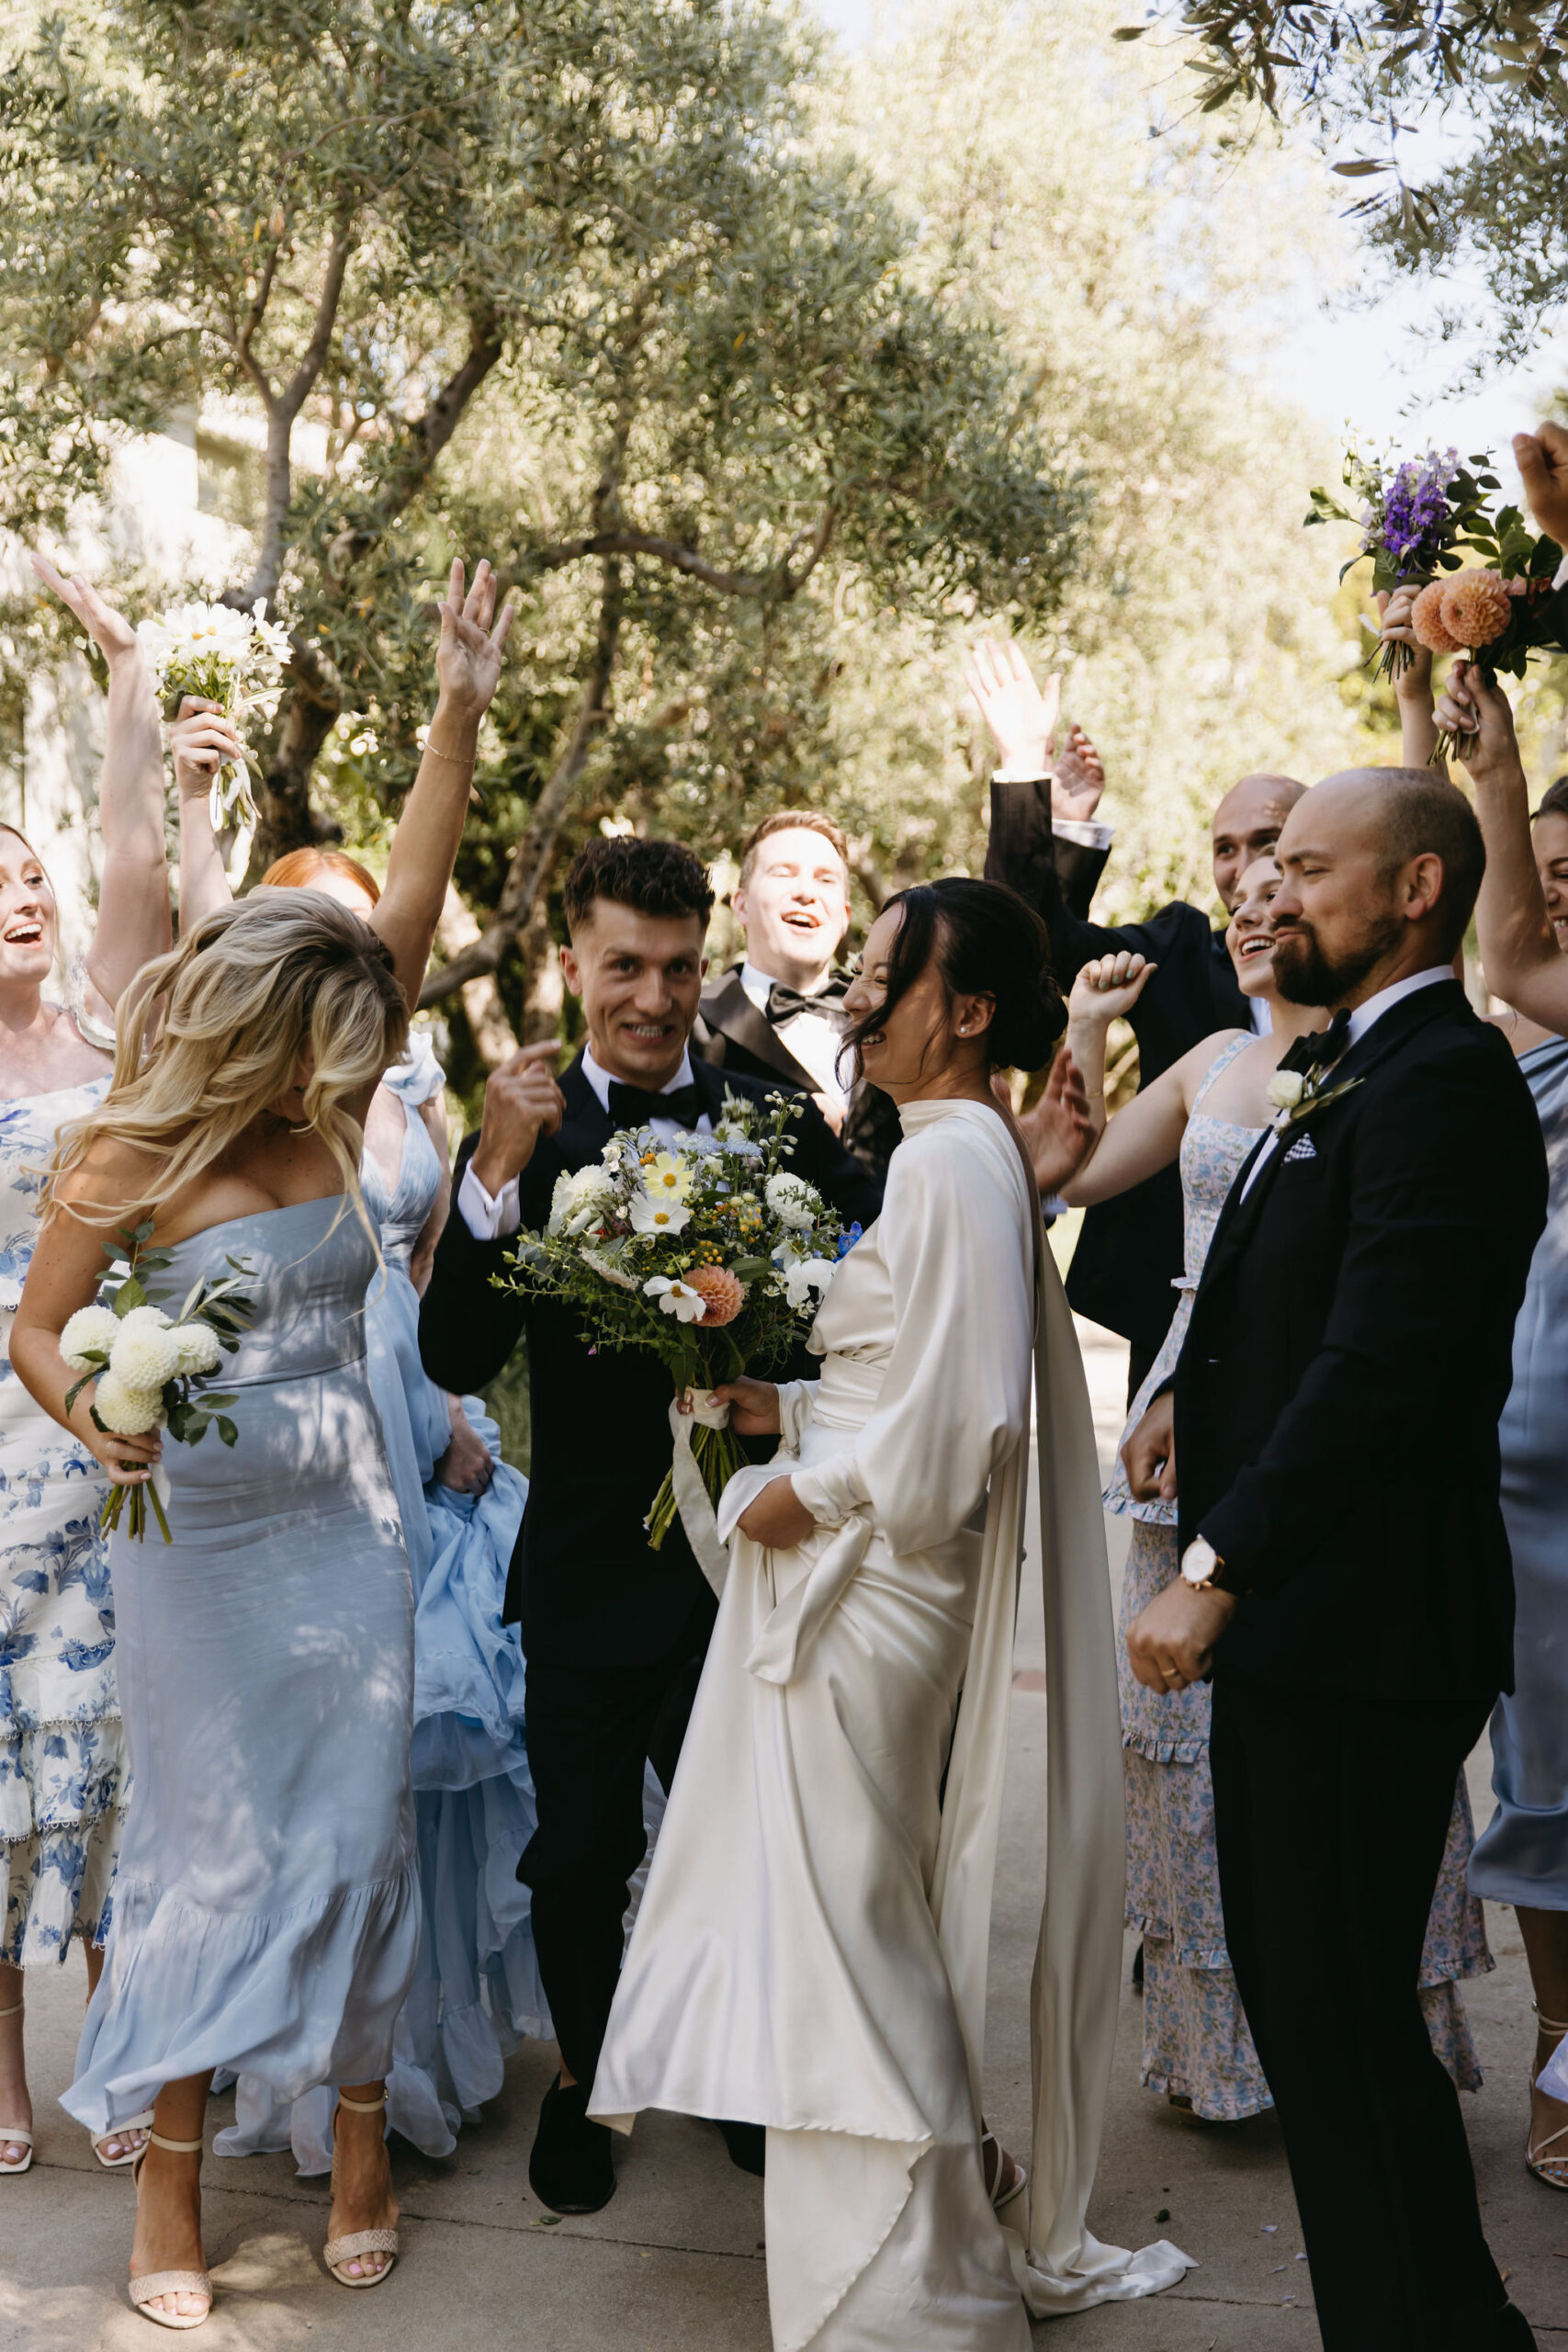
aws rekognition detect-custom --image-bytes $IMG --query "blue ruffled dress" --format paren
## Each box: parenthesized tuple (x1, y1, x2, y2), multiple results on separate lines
(215, 1038, 547, 2170)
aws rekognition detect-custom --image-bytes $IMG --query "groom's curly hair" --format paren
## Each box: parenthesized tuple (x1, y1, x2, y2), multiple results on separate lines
(563, 836, 715, 936)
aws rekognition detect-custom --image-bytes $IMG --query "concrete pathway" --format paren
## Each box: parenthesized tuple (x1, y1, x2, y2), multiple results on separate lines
(2, 1323, 1563, 2346)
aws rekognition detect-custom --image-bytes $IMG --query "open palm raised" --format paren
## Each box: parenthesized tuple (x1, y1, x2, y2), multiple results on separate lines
(434, 557, 515, 723)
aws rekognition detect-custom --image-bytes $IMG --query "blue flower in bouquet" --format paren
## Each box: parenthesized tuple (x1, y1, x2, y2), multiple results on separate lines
(836, 1223, 863, 1260)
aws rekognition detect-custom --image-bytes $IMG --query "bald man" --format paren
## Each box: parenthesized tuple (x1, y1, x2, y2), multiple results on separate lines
(969, 640, 1303, 1389)
(1123, 767, 1546, 2352)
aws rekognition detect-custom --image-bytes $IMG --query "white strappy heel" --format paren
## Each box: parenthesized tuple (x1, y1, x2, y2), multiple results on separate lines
(0, 1999, 33, 2176)
(980, 2126, 1028, 2213)
(1528, 2007, 1568, 2191)
(129, 2132, 211, 2329)
(325, 2091, 400, 2288)
(95, 2110, 156, 2169)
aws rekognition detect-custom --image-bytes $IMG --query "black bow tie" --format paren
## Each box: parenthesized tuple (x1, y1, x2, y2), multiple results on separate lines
(766, 974, 850, 1028)
(1277, 1007, 1352, 1079)
(606, 1080, 706, 1131)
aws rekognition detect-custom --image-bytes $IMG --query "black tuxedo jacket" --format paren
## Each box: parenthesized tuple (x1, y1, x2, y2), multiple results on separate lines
(987, 775, 1247, 1356)
(1171, 979, 1547, 1710)
(417, 1054, 882, 1670)
(693, 967, 898, 1189)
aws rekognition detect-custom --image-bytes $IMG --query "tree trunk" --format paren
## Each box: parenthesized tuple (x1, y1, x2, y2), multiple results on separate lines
(420, 558, 623, 1005)
(253, 646, 344, 868)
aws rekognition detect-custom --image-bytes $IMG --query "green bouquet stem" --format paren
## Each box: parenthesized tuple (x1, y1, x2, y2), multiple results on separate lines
(100, 1469, 172, 1544)
(645, 1418, 752, 1554)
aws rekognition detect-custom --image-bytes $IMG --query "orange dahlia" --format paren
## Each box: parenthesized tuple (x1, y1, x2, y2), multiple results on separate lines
(1410, 582, 1462, 654)
(685, 1264, 746, 1325)
(1439, 571, 1513, 649)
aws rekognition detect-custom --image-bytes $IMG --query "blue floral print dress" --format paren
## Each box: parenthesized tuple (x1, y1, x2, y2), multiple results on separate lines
(1105, 1035, 1490, 2120)
(0, 1074, 126, 1966)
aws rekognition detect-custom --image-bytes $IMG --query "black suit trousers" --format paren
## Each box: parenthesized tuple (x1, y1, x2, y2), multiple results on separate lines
(517, 1589, 715, 2089)
(1210, 1677, 1506, 2352)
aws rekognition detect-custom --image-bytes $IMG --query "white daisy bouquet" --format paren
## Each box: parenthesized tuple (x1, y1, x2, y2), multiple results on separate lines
(498, 1091, 848, 1552)
(60, 1222, 257, 1542)
(136, 596, 291, 855)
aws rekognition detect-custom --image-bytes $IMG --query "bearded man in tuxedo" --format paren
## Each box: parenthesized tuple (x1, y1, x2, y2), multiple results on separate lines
(419, 836, 879, 2218)
(1121, 768, 1547, 2351)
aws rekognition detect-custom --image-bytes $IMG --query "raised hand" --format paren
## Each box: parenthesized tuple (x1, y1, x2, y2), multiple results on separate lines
(1015, 1044, 1097, 1196)
(1053, 724, 1106, 823)
(470, 1041, 566, 1197)
(1434, 658, 1523, 787)
(1375, 586, 1433, 696)
(434, 557, 515, 727)
(169, 696, 245, 798)
(964, 637, 1061, 775)
(29, 552, 140, 664)
(1515, 423, 1568, 548)
(1067, 949, 1156, 1025)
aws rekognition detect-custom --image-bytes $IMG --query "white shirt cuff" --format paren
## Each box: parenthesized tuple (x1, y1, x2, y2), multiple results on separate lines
(1052, 816, 1113, 852)
(1554, 551, 1568, 593)
(457, 1162, 521, 1241)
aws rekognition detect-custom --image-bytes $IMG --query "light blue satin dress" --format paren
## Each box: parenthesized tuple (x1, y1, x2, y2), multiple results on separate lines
(1471, 1035, 1568, 1913)
(65, 1198, 419, 2133)
(216, 1041, 545, 2171)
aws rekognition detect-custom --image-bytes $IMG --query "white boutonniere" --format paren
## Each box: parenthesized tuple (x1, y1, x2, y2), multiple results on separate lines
(1267, 1067, 1362, 1135)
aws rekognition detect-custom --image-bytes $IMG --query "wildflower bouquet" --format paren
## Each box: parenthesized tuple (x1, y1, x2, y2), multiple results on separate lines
(60, 1223, 257, 1542)
(136, 597, 291, 851)
(1305, 445, 1502, 677)
(1402, 503, 1568, 762)
(497, 1091, 846, 1556)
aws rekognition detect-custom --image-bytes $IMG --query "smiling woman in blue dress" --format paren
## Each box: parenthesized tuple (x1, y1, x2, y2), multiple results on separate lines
(11, 559, 512, 2331)
(0, 557, 174, 2182)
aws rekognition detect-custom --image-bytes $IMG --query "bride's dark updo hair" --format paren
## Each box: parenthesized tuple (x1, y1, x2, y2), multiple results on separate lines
(841, 876, 1066, 1080)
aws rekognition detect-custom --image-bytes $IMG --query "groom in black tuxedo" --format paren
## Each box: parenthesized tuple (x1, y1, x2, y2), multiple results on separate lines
(419, 835, 879, 2217)
(1122, 768, 1547, 2351)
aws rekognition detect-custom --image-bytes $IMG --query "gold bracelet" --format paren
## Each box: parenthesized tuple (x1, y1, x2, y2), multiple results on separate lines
(1084, 1088, 1105, 1101)
(422, 738, 477, 769)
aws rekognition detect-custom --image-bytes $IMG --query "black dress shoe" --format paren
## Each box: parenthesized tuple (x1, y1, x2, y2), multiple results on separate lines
(717, 2118, 766, 2177)
(528, 2077, 616, 2215)
(1492, 2304, 1536, 2349)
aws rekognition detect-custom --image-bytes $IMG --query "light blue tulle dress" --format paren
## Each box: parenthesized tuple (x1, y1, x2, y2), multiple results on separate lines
(65, 1196, 420, 2135)
(216, 1038, 546, 2171)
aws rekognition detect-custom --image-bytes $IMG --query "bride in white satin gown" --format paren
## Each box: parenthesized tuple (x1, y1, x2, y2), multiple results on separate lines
(592, 880, 1190, 2350)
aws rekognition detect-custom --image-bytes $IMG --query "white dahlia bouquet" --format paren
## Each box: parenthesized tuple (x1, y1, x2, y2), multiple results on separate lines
(60, 1222, 257, 1542)
(136, 596, 291, 857)
(498, 1091, 850, 1555)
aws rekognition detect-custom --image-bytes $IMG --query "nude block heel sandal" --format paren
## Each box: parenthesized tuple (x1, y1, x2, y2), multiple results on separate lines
(129, 2132, 212, 2330)
(1528, 2007, 1568, 2190)
(0, 2000, 33, 2176)
(325, 2090, 400, 2288)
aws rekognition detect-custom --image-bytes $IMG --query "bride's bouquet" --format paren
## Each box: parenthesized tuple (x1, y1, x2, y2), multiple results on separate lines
(1305, 443, 1502, 677)
(498, 1091, 846, 1554)
(136, 596, 291, 862)
(60, 1224, 257, 1542)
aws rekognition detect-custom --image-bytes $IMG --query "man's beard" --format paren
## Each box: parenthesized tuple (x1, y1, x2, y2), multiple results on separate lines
(1271, 913, 1402, 1007)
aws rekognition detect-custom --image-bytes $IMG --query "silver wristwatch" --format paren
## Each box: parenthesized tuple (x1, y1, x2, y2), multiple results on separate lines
(1179, 1536, 1224, 1590)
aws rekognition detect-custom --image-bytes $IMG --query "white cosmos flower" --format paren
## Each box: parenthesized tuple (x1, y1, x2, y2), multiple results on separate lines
(765, 1172, 820, 1231)
(93, 1369, 167, 1436)
(643, 1151, 692, 1203)
(628, 1190, 692, 1238)
(107, 1322, 183, 1390)
(59, 1304, 121, 1370)
(1266, 1070, 1305, 1111)
(549, 1164, 616, 1237)
(644, 1275, 707, 1323)
(780, 1256, 837, 1311)
(170, 1322, 223, 1376)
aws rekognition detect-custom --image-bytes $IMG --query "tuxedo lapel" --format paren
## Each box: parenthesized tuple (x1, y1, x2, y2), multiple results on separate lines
(1193, 978, 1471, 1307)
(556, 1056, 613, 1163)
(701, 968, 818, 1092)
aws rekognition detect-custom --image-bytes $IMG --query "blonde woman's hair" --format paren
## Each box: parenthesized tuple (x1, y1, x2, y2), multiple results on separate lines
(45, 888, 408, 1239)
